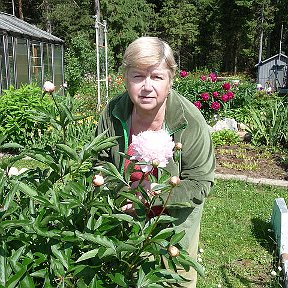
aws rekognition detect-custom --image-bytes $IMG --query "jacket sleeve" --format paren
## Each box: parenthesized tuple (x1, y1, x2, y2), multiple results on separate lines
(165, 108, 215, 208)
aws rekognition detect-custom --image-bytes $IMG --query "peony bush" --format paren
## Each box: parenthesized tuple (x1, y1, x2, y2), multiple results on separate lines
(173, 71, 239, 123)
(0, 86, 203, 287)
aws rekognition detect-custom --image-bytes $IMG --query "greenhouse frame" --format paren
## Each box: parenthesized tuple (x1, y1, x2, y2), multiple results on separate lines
(0, 12, 64, 94)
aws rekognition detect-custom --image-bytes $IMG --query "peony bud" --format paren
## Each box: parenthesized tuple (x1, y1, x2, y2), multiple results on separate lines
(43, 81, 55, 93)
(152, 159, 160, 167)
(169, 176, 180, 187)
(174, 142, 182, 150)
(92, 174, 104, 187)
(168, 245, 180, 257)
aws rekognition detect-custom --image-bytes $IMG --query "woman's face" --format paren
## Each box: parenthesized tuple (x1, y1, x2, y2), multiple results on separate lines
(125, 60, 172, 112)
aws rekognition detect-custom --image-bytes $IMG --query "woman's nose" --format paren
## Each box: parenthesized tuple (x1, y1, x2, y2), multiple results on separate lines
(143, 77, 153, 90)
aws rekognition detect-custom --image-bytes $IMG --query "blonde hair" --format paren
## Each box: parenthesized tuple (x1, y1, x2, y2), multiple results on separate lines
(122, 36, 177, 80)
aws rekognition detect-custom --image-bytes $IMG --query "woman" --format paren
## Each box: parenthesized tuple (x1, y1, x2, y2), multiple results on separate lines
(96, 36, 215, 287)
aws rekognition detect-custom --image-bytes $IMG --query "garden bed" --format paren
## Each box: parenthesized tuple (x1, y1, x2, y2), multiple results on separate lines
(215, 144, 288, 181)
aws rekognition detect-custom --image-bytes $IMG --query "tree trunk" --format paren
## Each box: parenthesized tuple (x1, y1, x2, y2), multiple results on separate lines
(18, 0, 23, 19)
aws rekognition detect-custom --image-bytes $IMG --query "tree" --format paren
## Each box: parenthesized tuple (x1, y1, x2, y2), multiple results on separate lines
(101, 0, 155, 70)
(155, 0, 200, 70)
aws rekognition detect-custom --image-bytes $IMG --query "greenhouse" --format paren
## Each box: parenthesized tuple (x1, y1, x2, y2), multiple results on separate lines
(0, 12, 64, 94)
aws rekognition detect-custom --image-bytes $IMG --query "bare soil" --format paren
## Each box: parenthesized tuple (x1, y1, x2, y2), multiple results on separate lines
(215, 144, 288, 181)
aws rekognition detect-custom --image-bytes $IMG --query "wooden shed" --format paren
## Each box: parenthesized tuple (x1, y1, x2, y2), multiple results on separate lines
(0, 12, 64, 94)
(256, 53, 288, 92)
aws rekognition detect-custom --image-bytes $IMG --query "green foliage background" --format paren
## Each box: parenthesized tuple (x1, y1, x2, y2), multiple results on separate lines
(1, 0, 287, 74)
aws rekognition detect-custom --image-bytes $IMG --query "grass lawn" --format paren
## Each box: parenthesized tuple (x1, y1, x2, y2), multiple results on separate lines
(197, 179, 287, 288)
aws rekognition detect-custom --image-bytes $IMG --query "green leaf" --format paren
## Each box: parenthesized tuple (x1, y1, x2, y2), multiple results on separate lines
(108, 273, 128, 287)
(170, 231, 185, 245)
(0, 220, 30, 230)
(3, 184, 17, 211)
(51, 245, 69, 270)
(75, 232, 116, 252)
(30, 269, 47, 278)
(0, 143, 23, 150)
(152, 228, 174, 241)
(76, 249, 99, 263)
(177, 253, 205, 277)
(118, 192, 145, 207)
(56, 144, 79, 161)
(95, 162, 127, 185)
(6, 266, 27, 288)
(0, 242, 7, 287)
(12, 181, 38, 197)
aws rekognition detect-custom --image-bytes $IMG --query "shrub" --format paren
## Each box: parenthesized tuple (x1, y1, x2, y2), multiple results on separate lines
(0, 91, 202, 287)
(0, 84, 52, 147)
(211, 129, 241, 147)
(173, 72, 239, 123)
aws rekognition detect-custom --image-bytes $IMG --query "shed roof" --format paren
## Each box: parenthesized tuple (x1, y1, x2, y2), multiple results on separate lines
(255, 53, 288, 67)
(0, 12, 63, 44)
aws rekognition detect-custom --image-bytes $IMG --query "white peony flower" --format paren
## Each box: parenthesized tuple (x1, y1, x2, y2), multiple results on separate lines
(43, 81, 55, 93)
(131, 129, 175, 172)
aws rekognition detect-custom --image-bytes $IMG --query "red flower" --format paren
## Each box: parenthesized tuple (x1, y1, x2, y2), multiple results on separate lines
(211, 101, 221, 110)
(221, 94, 229, 102)
(201, 92, 209, 101)
(194, 101, 202, 109)
(179, 70, 188, 77)
(209, 73, 217, 82)
(212, 91, 219, 98)
(222, 82, 231, 90)
(200, 75, 207, 81)
(227, 91, 234, 99)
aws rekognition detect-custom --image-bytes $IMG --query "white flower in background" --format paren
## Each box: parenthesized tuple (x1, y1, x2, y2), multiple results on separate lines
(43, 81, 55, 93)
(256, 83, 263, 90)
(271, 270, 277, 276)
(131, 129, 175, 172)
(8, 167, 19, 176)
(92, 174, 104, 187)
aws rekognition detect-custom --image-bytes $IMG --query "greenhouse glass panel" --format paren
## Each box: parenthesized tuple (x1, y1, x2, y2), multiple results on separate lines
(53, 44, 63, 88)
(43, 43, 53, 81)
(30, 42, 42, 85)
(8, 36, 16, 87)
(0, 35, 7, 92)
(16, 38, 29, 86)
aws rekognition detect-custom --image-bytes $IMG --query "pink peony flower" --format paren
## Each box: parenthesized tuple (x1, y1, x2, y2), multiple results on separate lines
(209, 73, 217, 82)
(211, 101, 221, 110)
(226, 91, 234, 99)
(43, 81, 55, 93)
(212, 91, 219, 98)
(221, 94, 229, 102)
(201, 92, 209, 101)
(222, 82, 231, 91)
(131, 130, 175, 172)
(194, 101, 202, 109)
(200, 75, 207, 81)
(179, 70, 188, 77)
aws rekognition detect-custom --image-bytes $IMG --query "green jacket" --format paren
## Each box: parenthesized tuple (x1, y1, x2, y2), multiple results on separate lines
(96, 89, 215, 208)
